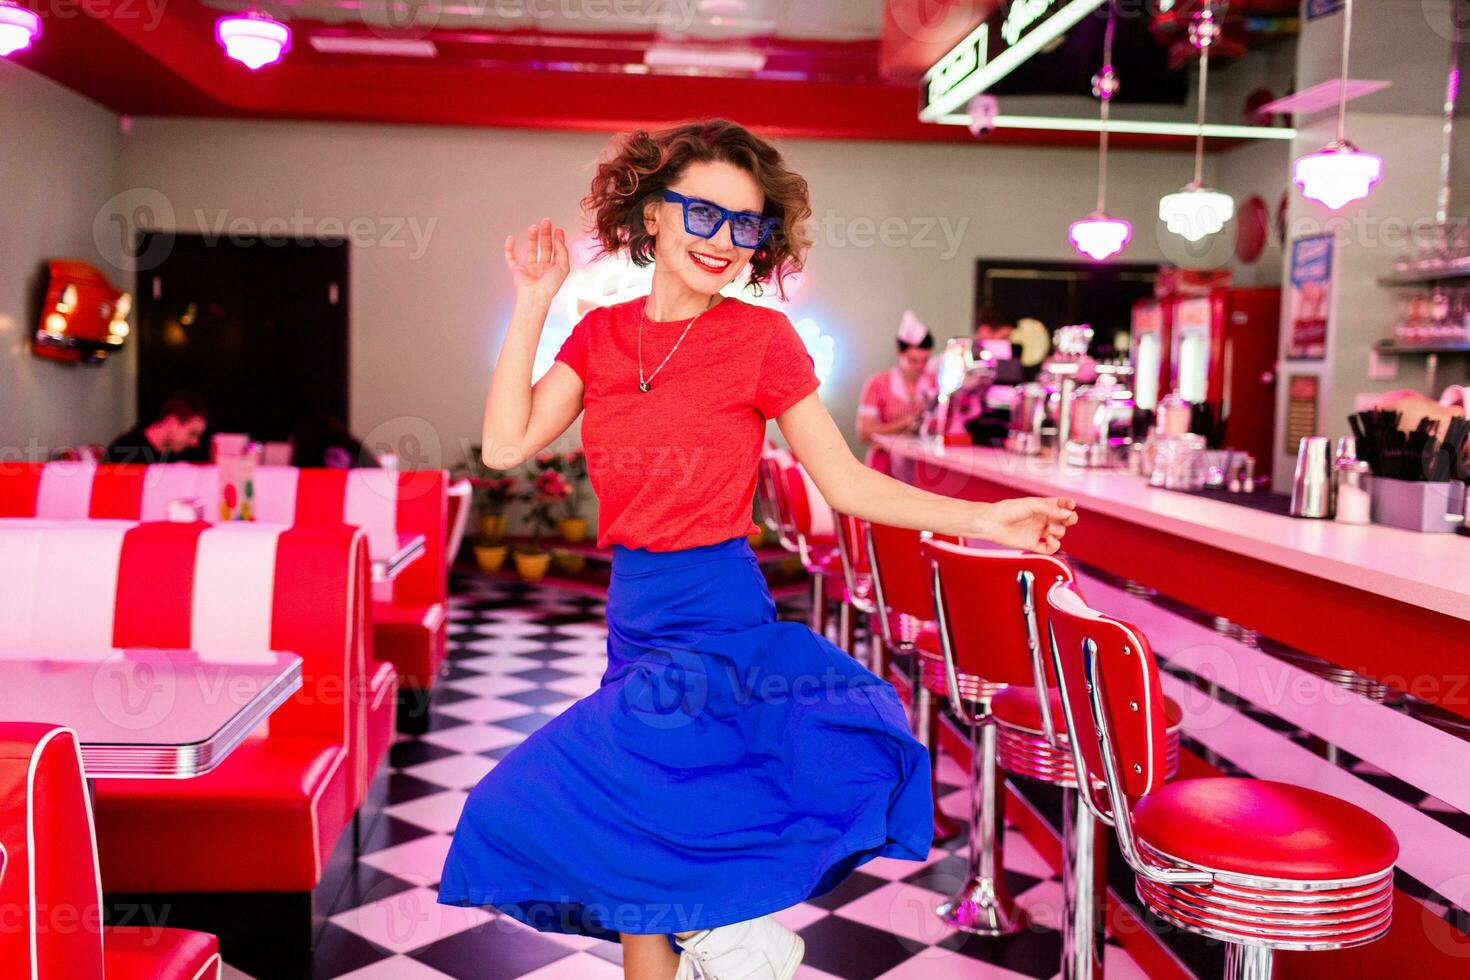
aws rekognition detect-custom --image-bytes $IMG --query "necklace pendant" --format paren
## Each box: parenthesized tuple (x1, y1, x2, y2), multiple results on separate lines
(639, 381, 651, 393)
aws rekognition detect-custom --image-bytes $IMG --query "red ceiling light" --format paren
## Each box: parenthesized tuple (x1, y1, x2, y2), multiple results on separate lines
(0, 1, 41, 57)
(216, 10, 291, 70)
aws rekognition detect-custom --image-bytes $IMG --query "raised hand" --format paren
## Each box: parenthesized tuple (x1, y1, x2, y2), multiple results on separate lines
(504, 218, 570, 307)
(979, 497, 1078, 555)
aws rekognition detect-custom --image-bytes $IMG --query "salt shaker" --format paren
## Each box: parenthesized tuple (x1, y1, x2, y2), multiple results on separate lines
(1334, 458, 1372, 525)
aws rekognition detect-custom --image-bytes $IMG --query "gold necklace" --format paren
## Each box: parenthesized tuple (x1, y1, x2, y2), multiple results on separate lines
(637, 297, 712, 393)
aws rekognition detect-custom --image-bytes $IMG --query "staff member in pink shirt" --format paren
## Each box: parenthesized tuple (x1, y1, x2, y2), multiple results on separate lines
(856, 312, 935, 475)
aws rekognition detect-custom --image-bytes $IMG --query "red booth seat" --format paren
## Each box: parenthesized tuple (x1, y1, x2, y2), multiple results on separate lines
(0, 722, 222, 979)
(0, 520, 376, 894)
(0, 462, 449, 695)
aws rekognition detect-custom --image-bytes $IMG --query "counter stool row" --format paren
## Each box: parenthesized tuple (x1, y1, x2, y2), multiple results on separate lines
(756, 453, 1401, 979)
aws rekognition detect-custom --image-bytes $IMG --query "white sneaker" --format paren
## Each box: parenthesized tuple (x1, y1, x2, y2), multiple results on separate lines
(674, 916, 805, 980)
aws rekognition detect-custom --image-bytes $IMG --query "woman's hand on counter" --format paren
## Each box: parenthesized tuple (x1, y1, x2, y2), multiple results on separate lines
(974, 497, 1079, 555)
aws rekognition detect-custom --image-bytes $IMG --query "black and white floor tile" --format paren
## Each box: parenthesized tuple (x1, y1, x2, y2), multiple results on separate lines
(222, 575, 1151, 980)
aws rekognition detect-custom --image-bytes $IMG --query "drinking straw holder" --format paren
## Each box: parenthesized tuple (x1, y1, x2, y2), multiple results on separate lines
(1369, 477, 1467, 533)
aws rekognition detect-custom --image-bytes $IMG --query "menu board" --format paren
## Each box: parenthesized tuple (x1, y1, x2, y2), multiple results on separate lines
(1285, 374, 1321, 452)
(1287, 235, 1333, 360)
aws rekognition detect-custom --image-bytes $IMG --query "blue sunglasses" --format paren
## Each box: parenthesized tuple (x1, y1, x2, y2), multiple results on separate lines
(661, 190, 778, 250)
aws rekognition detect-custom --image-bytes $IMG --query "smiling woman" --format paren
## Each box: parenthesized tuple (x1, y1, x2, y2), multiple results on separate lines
(439, 117, 1077, 980)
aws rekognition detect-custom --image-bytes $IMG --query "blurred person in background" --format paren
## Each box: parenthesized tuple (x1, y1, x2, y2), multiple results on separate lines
(105, 392, 208, 464)
(856, 311, 934, 475)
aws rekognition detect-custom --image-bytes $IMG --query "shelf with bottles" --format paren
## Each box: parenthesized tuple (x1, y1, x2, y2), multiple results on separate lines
(1381, 222, 1470, 287)
(1385, 286, 1470, 350)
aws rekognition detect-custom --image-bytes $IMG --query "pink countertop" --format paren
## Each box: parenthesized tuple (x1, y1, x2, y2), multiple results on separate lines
(878, 435, 1470, 623)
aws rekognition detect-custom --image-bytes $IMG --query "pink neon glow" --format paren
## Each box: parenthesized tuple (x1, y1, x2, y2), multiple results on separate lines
(216, 13, 291, 70)
(0, 2, 41, 57)
(1293, 144, 1383, 211)
(1068, 215, 1132, 261)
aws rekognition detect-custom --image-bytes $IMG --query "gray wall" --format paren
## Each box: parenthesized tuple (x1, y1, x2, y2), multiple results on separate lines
(0, 62, 128, 459)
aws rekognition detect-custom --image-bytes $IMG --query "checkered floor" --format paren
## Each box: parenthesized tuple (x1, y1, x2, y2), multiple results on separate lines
(222, 574, 1151, 980)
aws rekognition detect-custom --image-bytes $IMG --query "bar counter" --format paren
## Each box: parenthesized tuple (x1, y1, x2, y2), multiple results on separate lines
(879, 434, 1469, 621)
(879, 433, 1470, 977)
(878, 434, 1468, 712)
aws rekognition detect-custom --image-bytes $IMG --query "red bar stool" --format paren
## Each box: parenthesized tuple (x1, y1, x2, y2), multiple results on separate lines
(920, 539, 1048, 936)
(1045, 582, 1399, 980)
(924, 542, 1183, 973)
(865, 521, 961, 845)
(832, 510, 875, 659)
(755, 452, 842, 636)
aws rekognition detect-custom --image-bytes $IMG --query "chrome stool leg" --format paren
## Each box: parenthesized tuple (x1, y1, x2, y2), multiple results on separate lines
(838, 601, 856, 656)
(1223, 944, 1274, 980)
(911, 679, 961, 843)
(1060, 789, 1105, 979)
(810, 574, 828, 637)
(937, 715, 1027, 935)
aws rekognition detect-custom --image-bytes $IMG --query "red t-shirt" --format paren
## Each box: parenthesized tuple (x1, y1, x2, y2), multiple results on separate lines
(554, 296, 819, 552)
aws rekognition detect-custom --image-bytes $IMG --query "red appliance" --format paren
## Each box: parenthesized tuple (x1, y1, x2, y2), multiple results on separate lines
(34, 260, 131, 365)
(1129, 298, 1173, 413)
(1168, 286, 1282, 472)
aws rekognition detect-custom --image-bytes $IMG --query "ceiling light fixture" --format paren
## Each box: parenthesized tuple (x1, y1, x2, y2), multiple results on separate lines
(1292, 0, 1381, 209)
(0, 1, 41, 57)
(1158, 2, 1235, 242)
(216, 10, 292, 70)
(1069, 1, 1130, 261)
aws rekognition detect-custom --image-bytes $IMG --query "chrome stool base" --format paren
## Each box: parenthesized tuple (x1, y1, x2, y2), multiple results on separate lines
(937, 874, 1030, 937)
(1223, 944, 1273, 980)
(936, 718, 1027, 936)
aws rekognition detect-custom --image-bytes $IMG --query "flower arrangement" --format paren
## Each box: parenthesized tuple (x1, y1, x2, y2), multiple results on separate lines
(558, 448, 589, 519)
(523, 464, 571, 552)
(472, 475, 519, 516)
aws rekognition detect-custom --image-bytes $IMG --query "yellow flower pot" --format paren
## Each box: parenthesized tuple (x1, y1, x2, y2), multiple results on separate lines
(473, 544, 508, 573)
(480, 513, 508, 542)
(553, 551, 587, 575)
(514, 552, 552, 581)
(559, 517, 589, 543)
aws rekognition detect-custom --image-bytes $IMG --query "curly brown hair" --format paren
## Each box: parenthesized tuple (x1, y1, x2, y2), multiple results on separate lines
(582, 119, 812, 298)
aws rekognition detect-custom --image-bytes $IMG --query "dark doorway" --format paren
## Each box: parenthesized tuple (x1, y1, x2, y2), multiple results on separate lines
(134, 232, 349, 448)
(976, 259, 1156, 359)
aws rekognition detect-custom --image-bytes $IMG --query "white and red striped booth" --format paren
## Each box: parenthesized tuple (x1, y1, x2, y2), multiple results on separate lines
(0, 462, 448, 699)
(0, 721, 223, 979)
(0, 520, 387, 901)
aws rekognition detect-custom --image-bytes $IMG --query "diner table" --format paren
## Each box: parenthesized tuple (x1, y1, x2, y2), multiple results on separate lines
(0, 647, 302, 778)
(371, 532, 426, 584)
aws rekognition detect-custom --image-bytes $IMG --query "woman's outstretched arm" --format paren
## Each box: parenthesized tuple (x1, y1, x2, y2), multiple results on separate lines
(776, 392, 1077, 555)
(481, 219, 585, 470)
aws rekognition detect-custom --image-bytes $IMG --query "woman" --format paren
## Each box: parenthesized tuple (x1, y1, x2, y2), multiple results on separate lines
(438, 119, 1077, 980)
(856, 311, 934, 476)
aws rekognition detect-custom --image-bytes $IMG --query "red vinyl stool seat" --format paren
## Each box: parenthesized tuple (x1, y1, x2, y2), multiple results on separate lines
(104, 926, 223, 980)
(1133, 778, 1399, 880)
(915, 635, 1007, 705)
(992, 686, 1183, 786)
(1045, 582, 1399, 978)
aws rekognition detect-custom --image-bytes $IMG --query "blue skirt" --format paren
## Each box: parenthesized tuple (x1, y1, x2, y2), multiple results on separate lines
(437, 537, 932, 940)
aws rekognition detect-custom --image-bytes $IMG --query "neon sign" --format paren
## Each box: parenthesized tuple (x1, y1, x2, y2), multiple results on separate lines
(1001, 0, 1060, 45)
(920, 0, 1106, 121)
(924, 24, 988, 113)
